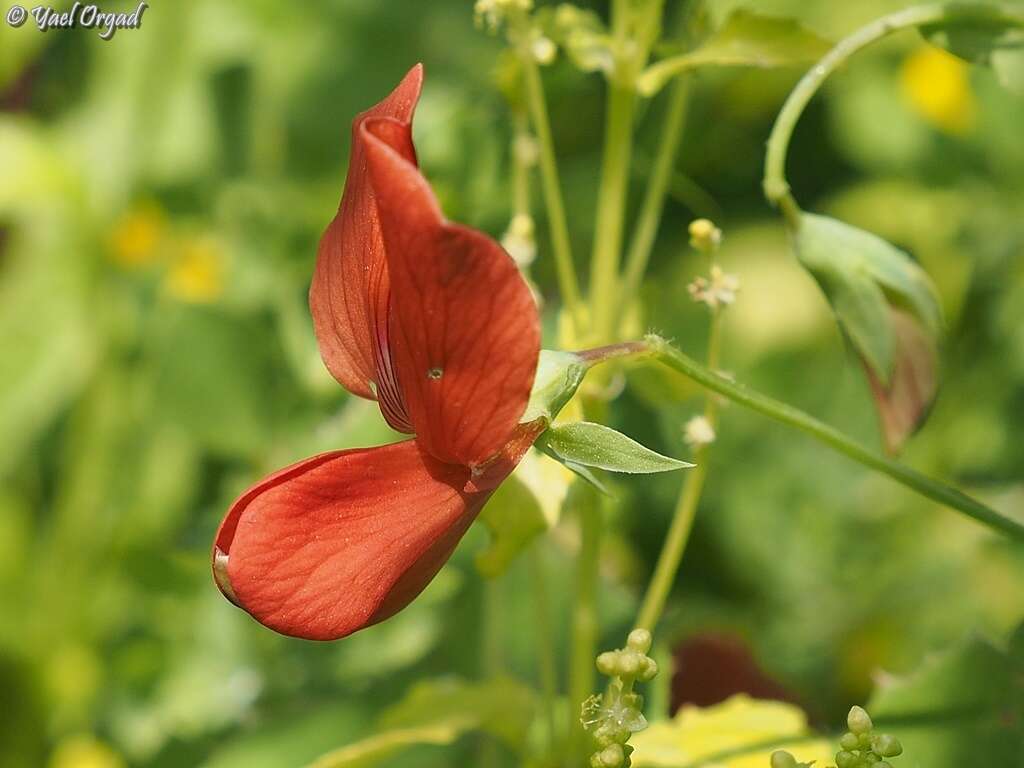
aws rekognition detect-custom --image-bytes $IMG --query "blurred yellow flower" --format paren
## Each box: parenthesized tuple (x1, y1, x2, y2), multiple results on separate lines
(48, 735, 124, 768)
(631, 695, 833, 767)
(164, 236, 226, 303)
(108, 203, 166, 268)
(900, 46, 976, 135)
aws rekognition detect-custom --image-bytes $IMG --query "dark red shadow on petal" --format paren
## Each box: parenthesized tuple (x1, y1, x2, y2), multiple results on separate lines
(309, 64, 422, 418)
(361, 116, 541, 469)
(212, 439, 489, 641)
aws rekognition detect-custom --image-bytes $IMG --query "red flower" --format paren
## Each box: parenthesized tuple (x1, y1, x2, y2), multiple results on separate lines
(212, 65, 542, 641)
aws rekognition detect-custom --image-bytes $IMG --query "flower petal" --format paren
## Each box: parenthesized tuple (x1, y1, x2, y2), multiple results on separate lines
(309, 64, 423, 411)
(213, 439, 487, 641)
(361, 117, 541, 468)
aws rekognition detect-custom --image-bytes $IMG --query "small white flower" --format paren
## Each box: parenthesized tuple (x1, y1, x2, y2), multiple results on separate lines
(532, 35, 557, 65)
(683, 415, 716, 447)
(688, 264, 740, 309)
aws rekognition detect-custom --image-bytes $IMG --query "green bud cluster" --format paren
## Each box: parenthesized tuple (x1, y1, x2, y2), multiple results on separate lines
(769, 706, 903, 768)
(583, 629, 658, 768)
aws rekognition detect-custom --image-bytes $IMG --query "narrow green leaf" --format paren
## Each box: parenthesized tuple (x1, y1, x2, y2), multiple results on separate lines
(538, 422, 692, 475)
(536, 442, 610, 495)
(638, 12, 831, 96)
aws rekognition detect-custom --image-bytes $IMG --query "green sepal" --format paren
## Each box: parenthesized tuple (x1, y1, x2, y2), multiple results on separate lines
(536, 441, 610, 495)
(521, 349, 589, 424)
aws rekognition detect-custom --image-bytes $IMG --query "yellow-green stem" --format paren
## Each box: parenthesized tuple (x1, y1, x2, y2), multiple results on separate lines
(529, 544, 559, 754)
(519, 49, 585, 332)
(568, 492, 602, 763)
(590, 81, 637, 340)
(635, 308, 722, 632)
(619, 75, 691, 319)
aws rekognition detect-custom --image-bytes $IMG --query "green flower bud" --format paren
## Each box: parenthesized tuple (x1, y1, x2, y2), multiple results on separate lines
(627, 628, 652, 653)
(840, 732, 860, 750)
(871, 734, 903, 758)
(596, 651, 619, 676)
(847, 705, 873, 734)
(770, 751, 799, 768)
(637, 656, 658, 682)
(595, 743, 625, 768)
(619, 651, 641, 676)
(835, 750, 859, 768)
(876, 762, 893, 768)
(689, 218, 722, 253)
(865, 753, 881, 764)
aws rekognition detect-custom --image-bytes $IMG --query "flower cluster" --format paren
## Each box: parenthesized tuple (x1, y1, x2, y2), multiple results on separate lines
(583, 629, 659, 768)
(771, 706, 903, 768)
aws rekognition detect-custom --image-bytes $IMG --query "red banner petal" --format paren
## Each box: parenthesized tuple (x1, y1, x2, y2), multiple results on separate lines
(212, 439, 487, 641)
(362, 117, 541, 469)
(309, 64, 422, 410)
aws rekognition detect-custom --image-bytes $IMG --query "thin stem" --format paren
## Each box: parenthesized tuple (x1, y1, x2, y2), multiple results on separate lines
(763, 2, 1024, 208)
(590, 81, 637, 340)
(529, 544, 558, 755)
(518, 48, 586, 332)
(635, 308, 722, 632)
(568, 492, 602, 763)
(643, 335, 1024, 541)
(478, 577, 503, 768)
(619, 75, 691, 318)
(511, 110, 531, 218)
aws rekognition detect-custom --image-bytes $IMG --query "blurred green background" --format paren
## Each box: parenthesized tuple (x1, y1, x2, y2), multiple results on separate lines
(2, 1, 1023, 766)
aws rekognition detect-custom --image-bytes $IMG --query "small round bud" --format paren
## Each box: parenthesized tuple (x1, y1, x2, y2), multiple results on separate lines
(835, 751, 858, 768)
(858, 732, 873, 748)
(871, 734, 903, 757)
(596, 743, 625, 768)
(637, 657, 658, 682)
(847, 705, 873, 734)
(770, 750, 799, 768)
(839, 732, 860, 750)
(618, 651, 640, 677)
(596, 651, 618, 676)
(688, 218, 722, 253)
(864, 753, 881, 764)
(627, 628, 652, 653)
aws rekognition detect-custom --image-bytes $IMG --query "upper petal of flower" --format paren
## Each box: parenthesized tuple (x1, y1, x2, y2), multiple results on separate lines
(361, 116, 541, 469)
(309, 64, 423, 412)
(212, 438, 487, 641)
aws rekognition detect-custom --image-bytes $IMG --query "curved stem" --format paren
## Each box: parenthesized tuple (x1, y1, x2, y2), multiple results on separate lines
(763, 2, 1024, 208)
(643, 335, 1024, 540)
(619, 75, 691, 319)
(519, 47, 586, 332)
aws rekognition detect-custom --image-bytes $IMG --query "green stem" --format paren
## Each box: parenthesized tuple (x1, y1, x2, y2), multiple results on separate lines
(590, 81, 637, 340)
(529, 544, 559, 755)
(518, 47, 586, 333)
(763, 2, 1024, 210)
(643, 335, 1024, 541)
(635, 309, 722, 632)
(478, 577, 503, 768)
(619, 75, 691, 318)
(568, 492, 602, 763)
(511, 110, 531, 218)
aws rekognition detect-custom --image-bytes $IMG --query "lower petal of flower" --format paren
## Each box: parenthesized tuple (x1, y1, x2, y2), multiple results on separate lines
(212, 439, 485, 641)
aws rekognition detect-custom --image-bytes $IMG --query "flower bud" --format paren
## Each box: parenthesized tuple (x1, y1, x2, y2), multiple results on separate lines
(847, 705, 873, 734)
(596, 651, 619, 676)
(689, 218, 722, 253)
(871, 734, 903, 757)
(839, 732, 860, 750)
(835, 750, 858, 768)
(770, 751, 798, 768)
(627, 628, 652, 653)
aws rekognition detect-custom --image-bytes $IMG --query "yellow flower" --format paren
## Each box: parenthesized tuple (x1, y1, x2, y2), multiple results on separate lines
(48, 735, 124, 768)
(900, 45, 976, 135)
(108, 202, 166, 268)
(164, 236, 225, 303)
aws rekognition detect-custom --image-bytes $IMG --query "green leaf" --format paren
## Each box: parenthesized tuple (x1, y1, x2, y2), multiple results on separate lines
(638, 12, 831, 96)
(922, 13, 1024, 95)
(307, 677, 535, 768)
(868, 635, 1019, 766)
(630, 695, 833, 767)
(537, 422, 692, 475)
(793, 213, 943, 383)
